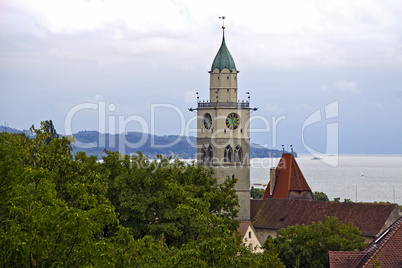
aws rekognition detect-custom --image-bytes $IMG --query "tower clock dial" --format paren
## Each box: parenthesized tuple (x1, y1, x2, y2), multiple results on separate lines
(226, 113, 240, 130)
(203, 113, 212, 129)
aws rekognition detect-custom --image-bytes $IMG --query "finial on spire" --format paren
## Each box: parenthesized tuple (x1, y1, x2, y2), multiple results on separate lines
(219, 16, 225, 30)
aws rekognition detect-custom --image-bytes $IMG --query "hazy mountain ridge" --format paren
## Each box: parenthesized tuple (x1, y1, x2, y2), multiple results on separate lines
(71, 130, 291, 159)
(1, 126, 291, 159)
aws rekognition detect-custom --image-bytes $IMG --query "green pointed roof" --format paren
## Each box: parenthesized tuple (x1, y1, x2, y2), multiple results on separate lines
(210, 32, 237, 72)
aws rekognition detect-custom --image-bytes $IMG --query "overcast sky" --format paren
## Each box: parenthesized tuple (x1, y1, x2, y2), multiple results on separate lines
(1, 0, 401, 154)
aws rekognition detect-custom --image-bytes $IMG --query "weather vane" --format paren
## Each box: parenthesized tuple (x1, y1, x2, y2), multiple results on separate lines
(219, 16, 225, 30)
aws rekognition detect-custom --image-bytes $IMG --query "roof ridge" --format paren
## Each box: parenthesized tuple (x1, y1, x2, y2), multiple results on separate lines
(251, 198, 398, 238)
(359, 216, 402, 267)
(292, 156, 302, 190)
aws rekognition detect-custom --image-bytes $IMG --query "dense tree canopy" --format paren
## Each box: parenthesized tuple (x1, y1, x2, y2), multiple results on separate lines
(264, 216, 366, 268)
(100, 149, 242, 247)
(250, 186, 265, 199)
(313, 191, 330, 202)
(0, 125, 283, 267)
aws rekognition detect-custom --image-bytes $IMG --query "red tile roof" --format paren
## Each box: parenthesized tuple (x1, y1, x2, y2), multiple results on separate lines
(329, 216, 402, 268)
(329, 251, 366, 268)
(263, 153, 312, 200)
(252, 198, 399, 238)
(360, 216, 402, 267)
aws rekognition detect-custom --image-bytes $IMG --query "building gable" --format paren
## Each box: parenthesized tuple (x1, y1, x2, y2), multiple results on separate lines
(263, 153, 313, 200)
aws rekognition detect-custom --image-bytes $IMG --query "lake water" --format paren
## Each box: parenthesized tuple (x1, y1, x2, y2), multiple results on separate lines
(250, 155, 402, 205)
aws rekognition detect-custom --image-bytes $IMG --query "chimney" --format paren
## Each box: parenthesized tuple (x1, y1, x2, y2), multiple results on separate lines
(269, 168, 276, 196)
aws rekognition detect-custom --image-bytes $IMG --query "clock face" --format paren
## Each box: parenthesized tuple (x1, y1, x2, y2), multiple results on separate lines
(203, 113, 212, 129)
(226, 113, 240, 130)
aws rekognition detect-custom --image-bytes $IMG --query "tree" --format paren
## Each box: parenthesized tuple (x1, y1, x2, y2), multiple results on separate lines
(0, 123, 284, 267)
(172, 231, 284, 268)
(101, 150, 240, 247)
(0, 127, 132, 266)
(265, 216, 366, 268)
(251, 186, 265, 199)
(41, 120, 59, 144)
(313, 191, 330, 201)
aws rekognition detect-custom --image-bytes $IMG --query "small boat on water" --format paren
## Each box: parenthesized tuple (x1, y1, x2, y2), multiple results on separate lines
(311, 157, 323, 160)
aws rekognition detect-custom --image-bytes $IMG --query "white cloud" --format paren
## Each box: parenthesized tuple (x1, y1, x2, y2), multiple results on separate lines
(4, 0, 402, 69)
(83, 94, 104, 103)
(334, 80, 361, 93)
(320, 80, 361, 94)
(295, 104, 319, 114)
(1, 0, 402, 151)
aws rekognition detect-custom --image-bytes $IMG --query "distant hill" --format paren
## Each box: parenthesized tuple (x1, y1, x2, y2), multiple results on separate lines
(0, 126, 22, 134)
(70, 131, 294, 159)
(1, 127, 294, 159)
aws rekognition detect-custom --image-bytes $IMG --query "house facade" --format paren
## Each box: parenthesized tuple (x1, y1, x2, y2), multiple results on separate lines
(237, 221, 263, 253)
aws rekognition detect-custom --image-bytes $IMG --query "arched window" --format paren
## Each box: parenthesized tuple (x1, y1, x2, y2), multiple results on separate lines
(234, 145, 242, 163)
(201, 145, 206, 163)
(224, 145, 232, 163)
(208, 145, 213, 162)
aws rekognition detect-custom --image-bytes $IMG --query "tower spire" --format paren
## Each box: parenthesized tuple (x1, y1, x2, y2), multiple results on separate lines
(210, 16, 236, 72)
(219, 16, 225, 30)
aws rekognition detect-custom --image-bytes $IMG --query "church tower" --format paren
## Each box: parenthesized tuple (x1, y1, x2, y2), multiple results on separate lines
(195, 24, 253, 221)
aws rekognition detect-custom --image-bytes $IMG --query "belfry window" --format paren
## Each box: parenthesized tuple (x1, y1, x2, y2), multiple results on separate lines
(234, 145, 242, 163)
(208, 145, 213, 162)
(224, 145, 232, 163)
(201, 145, 206, 163)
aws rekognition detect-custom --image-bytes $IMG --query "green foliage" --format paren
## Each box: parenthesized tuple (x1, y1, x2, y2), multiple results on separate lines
(172, 234, 284, 268)
(266, 216, 366, 268)
(314, 192, 353, 203)
(370, 255, 382, 268)
(0, 127, 125, 267)
(41, 120, 59, 144)
(313, 191, 330, 202)
(251, 186, 265, 199)
(101, 150, 240, 247)
(0, 123, 283, 267)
